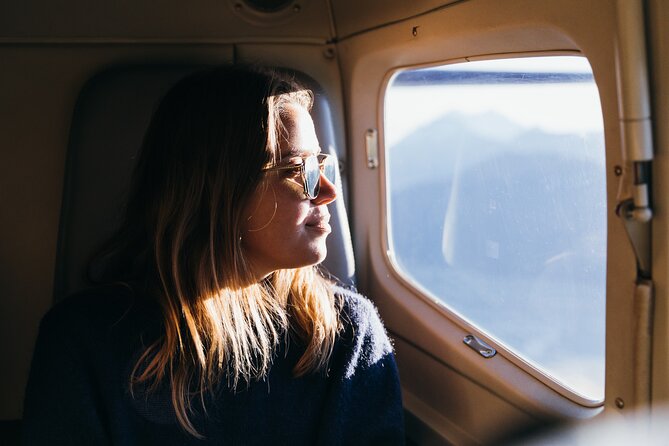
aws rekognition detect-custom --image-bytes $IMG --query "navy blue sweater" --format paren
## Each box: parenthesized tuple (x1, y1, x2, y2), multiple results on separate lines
(22, 284, 404, 445)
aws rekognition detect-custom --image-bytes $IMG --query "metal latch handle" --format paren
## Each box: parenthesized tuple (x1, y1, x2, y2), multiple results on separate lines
(464, 334, 496, 358)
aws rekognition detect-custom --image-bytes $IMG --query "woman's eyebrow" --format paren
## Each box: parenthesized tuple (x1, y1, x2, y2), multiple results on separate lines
(300, 147, 322, 156)
(278, 153, 300, 163)
(279, 147, 322, 161)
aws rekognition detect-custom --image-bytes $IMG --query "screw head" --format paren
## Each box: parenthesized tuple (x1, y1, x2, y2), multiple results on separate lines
(614, 165, 623, 176)
(615, 397, 625, 409)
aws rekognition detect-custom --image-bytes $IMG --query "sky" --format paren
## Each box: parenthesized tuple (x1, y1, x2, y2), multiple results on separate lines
(384, 56, 605, 147)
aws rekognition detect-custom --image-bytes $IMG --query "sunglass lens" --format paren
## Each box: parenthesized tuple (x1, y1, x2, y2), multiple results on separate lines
(322, 156, 337, 185)
(304, 155, 320, 199)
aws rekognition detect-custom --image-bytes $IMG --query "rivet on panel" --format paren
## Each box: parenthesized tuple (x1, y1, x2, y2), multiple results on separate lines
(412, 26, 420, 37)
(614, 165, 623, 176)
(615, 397, 625, 409)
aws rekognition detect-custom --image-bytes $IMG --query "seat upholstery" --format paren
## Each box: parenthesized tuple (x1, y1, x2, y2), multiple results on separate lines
(54, 64, 356, 301)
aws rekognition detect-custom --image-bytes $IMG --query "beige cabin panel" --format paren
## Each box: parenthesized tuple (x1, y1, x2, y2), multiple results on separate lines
(395, 338, 536, 444)
(331, 0, 461, 39)
(0, 1, 333, 42)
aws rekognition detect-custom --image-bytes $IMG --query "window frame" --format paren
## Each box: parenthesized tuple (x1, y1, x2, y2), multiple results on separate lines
(379, 50, 606, 408)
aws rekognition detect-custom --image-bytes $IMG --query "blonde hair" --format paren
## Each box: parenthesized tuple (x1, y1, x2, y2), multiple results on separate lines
(95, 66, 340, 437)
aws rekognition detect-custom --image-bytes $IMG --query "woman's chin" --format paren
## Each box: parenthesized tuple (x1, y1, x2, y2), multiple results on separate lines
(295, 243, 329, 268)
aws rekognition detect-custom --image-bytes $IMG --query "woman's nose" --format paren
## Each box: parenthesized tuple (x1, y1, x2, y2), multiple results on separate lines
(311, 172, 337, 205)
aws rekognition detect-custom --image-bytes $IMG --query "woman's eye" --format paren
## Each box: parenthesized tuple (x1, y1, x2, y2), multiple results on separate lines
(283, 158, 303, 170)
(281, 163, 302, 177)
(286, 156, 303, 165)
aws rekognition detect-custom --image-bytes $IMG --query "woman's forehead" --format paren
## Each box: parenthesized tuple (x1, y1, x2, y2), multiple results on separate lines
(278, 105, 320, 158)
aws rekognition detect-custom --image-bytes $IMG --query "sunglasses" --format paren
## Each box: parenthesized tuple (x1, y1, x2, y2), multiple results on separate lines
(263, 153, 337, 199)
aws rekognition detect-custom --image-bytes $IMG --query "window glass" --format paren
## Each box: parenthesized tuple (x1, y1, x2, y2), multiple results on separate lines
(384, 56, 606, 401)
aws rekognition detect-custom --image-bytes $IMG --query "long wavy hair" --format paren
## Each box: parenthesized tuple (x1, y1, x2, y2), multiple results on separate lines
(94, 66, 340, 437)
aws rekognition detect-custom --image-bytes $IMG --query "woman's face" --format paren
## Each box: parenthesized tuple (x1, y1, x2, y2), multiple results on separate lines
(241, 104, 337, 280)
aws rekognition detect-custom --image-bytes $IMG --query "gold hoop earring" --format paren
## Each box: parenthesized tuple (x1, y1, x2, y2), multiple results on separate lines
(246, 186, 278, 232)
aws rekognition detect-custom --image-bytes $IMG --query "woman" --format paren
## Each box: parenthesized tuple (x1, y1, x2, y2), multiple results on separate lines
(22, 65, 404, 445)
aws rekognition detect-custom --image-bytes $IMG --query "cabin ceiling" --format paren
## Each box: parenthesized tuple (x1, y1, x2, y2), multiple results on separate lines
(0, 0, 462, 42)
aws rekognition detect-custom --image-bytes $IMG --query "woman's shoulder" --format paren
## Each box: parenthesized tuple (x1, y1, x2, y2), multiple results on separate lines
(334, 286, 386, 330)
(38, 283, 157, 342)
(332, 285, 395, 378)
(44, 283, 132, 320)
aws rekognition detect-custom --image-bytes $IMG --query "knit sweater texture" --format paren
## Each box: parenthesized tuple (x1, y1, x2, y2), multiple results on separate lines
(22, 284, 404, 445)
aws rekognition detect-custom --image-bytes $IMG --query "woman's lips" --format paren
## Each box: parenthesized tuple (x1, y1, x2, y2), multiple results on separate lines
(305, 213, 331, 233)
(305, 221, 332, 233)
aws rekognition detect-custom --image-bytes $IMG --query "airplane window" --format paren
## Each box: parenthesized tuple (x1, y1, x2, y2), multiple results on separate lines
(384, 56, 606, 402)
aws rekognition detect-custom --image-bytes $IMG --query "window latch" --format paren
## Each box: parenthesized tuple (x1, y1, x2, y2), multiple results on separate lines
(464, 334, 496, 359)
(365, 128, 378, 169)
